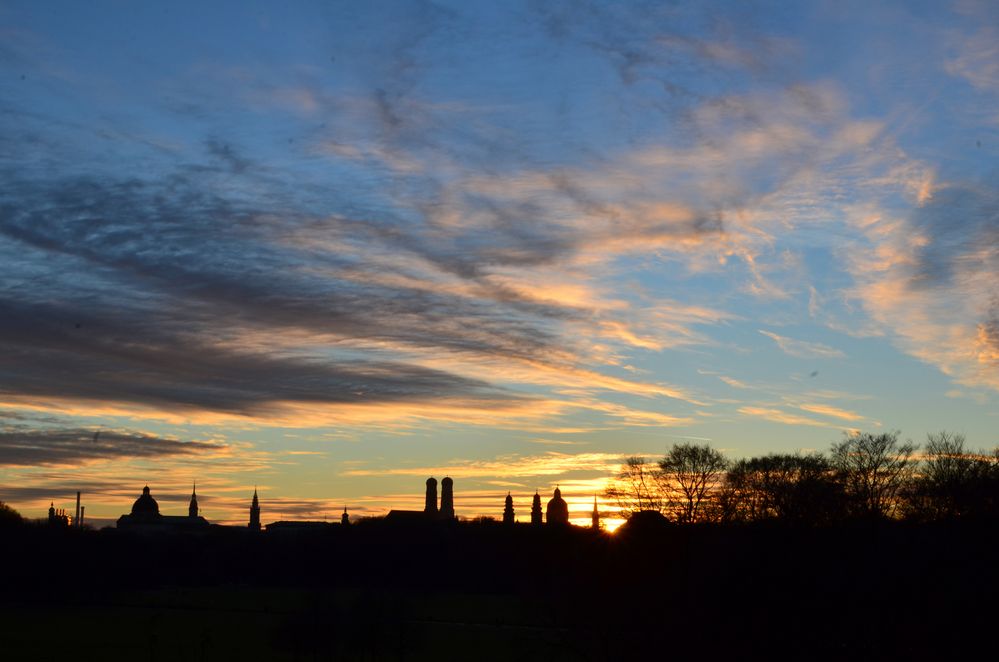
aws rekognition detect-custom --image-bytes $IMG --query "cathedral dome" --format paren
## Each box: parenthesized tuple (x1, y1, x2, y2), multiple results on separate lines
(546, 487, 569, 525)
(130, 485, 160, 516)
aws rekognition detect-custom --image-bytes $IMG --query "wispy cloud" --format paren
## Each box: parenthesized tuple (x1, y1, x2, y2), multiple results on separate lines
(341, 451, 624, 479)
(738, 406, 849, 430)
(0, 427, 224, 467)
(795, 403, 864, 422)
(758, 330, 845, 359)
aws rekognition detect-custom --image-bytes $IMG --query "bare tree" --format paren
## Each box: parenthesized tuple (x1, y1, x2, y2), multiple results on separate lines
(830, 431, 916, 519)
(909, 431, 999, 520)
(605, 456, 664, 516)
(721, 453, 845, 524)
(657, 443, 728, 523)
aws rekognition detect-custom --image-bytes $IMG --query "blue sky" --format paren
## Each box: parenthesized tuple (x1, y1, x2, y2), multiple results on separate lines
(1, 0, 997, 526)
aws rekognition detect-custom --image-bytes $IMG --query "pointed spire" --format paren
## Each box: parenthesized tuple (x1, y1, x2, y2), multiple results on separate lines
(188, 481, 200, 518)
(249, 486, 261, 531)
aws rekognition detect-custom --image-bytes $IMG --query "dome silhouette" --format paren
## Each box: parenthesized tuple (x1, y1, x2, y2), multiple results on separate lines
(130, 485, 160, 517)
(546, 487, 569, 525)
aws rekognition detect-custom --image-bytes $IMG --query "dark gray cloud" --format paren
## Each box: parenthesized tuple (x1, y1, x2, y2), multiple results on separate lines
(981, 303, 999, 364)
(908, 184, 999, 288)
(0, 295, 519, 415)
(0, 428, 222, 467)
(204, 138, 254, 174)
(0, 168, 555, 415)
(0, 480, 124, 504)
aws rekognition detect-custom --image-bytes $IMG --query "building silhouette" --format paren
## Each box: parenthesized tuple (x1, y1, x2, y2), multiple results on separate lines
(503, 492, 515, 525)
(47, 502, 70, 527)
(546, 487, 569, 525)
(249, 488, 261, 531)
(424, 477, 438, 516)
(531, 491, 543, 525)
(188, 484, 199, 518)
(440, 476, 455, 520)
(591, 496, 599, 530)
(341, 506, 350, 526)
(388, 477, 458, 522)
(116, 485, 209, 532)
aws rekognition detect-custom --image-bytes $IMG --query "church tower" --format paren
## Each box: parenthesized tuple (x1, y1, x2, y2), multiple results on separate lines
(341, 505, 350, 526)
(530, 490, 543, 525)
(249, 488, 261, 531)
(188, 483, 199, 518)
(440, 476, 455, 519)
(503, 492, 515, 525)
(424, 477, 438, 515)
(591, 496, 600, 530)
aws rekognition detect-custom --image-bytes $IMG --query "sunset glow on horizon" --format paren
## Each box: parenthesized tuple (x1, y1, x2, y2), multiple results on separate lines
(2, 1, 998, 527)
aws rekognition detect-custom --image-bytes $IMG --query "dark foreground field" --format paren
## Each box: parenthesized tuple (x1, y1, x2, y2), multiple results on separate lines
(2, 519, 996, 660)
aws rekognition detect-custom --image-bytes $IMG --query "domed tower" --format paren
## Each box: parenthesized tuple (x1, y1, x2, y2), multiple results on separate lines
(424, 477, 438, 515)
(131, 486, 160, 519)
(341, 505, 350, 526)
(503, 492, 515, 525)
(249, 488, 261, 531)
(188, 483, 199, 518)
(546, 487, 569, 525)
(530, 491, 543, 526)
(440, 476, 455, 519)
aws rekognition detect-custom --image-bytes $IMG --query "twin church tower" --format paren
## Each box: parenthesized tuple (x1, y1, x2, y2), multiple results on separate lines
(423, 476, 455, 519)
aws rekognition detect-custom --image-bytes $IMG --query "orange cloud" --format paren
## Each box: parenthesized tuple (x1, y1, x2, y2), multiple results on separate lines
(738, 406, 846, 429)
(796, 403, 864, 422)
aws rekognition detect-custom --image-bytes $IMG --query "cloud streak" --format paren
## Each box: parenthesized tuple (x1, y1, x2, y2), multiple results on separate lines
(0, 427, 224, 467)
(758, 330, 845, 359)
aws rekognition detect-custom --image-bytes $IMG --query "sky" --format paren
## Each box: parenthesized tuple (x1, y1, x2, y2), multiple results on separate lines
(1, 0, 997, 528)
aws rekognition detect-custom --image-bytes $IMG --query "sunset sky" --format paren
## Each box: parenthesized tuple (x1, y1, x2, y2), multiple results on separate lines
(2, 0, 997, 528)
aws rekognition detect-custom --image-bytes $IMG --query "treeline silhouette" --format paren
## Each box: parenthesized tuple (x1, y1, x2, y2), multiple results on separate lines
(607, 430, 999, 525)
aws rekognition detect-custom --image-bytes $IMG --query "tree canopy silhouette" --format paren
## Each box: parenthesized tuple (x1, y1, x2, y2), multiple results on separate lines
(605, 456, 664, 517)
(0, 501, 24, 527)
(605, 443, 728, 523)
(907, 431, 999, 521)
(607, 429, 999, 526)
(658, 443, 728, 523)
(721, 453, 845, 524)
(830, 431, 916, 519)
